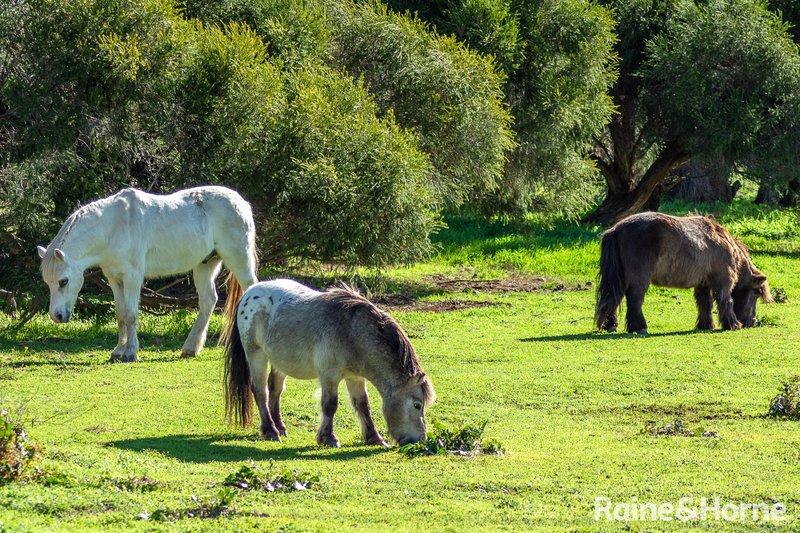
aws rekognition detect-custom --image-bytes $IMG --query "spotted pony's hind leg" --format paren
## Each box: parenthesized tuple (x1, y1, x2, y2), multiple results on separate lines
(183, 257, 223, 357)
(346, 377, 388, 447)
(248, 347, 281, 441)
(268, 368, 288, 437)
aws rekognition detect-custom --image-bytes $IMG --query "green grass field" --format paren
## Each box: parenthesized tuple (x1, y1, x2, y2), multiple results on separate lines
(1, 199, 799, 531)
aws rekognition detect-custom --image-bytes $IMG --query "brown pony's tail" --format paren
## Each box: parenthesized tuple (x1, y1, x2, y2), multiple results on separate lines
(219, 272, 244, 346)
(595, 229, 625, 330)
(223, 312, 253, 427)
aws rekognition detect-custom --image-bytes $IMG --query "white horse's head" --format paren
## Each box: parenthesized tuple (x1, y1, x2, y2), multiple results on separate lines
(37, 245, 84, 323)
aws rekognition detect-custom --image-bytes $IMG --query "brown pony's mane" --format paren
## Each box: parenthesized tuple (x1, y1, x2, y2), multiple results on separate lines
(323, 283, 435, 405)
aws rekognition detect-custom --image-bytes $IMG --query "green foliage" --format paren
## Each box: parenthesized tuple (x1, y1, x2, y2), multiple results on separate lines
(329, 1, 514, 206)
(184, 0, 329, 69)
(0, 411, 42, 483)
(385, 0, 617, 217)
(398, 420, 505, 457)
(768, 376, 800, 419)
(0, 0, 441, 301)
(643, 0, 800, 161)
(224, 461, 319, 492)
(493, 0, 616, 216)
(261, 66, 437, 266)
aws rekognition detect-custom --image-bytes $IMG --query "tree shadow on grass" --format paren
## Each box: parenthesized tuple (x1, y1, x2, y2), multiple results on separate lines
(110, 434, 389, 463)
(520, 329, 723, 342)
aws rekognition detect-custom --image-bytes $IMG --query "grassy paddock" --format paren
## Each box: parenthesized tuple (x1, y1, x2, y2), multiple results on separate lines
(1, 200, 799, 531)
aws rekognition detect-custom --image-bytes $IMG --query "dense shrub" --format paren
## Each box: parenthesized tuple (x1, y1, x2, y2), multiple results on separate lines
(184, 0, 329, 69)
(384, 0, 617, 217)
(328, 1, 514, 206)
(0, 0, 439, 302)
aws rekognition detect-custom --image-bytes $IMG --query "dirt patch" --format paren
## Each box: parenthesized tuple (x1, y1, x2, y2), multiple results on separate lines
(374, 295, 505, 313)
(423, 274, 592, 294)
(372, 274, 590, 312)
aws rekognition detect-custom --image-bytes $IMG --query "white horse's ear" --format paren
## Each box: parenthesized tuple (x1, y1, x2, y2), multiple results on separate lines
(37, 245, 47, 259)
(54, 248, 66, 261)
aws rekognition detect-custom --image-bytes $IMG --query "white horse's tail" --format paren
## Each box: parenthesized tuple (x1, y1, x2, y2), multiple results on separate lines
(219, 272, 244, 346)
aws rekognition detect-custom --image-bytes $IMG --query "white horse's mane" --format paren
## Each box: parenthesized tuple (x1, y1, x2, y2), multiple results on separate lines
(41, 198, 106, 274)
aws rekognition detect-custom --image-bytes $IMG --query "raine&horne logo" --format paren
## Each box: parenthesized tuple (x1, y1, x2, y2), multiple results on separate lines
(594, 496, 788, 523)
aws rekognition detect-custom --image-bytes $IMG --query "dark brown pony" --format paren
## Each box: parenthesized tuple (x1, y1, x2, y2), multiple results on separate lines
(595, 212, 772, 334)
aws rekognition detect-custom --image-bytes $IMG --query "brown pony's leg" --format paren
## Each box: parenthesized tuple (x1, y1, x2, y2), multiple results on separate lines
(714, 285, 742, 330)
(694, 287, 715, 330)
(267, 368, 288, 437)
(345, 378, 388, 447)
(625, 285, 649, 334)
(317, 378, 342, 448)
(249, 349, 281, 441)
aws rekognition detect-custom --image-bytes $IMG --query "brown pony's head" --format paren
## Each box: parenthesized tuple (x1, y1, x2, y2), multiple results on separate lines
(733, 262, 773, 327)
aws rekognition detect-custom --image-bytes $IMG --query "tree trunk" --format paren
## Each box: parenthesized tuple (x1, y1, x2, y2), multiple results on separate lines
(667, 157, 738, 203)
(585, 140, 689, 226)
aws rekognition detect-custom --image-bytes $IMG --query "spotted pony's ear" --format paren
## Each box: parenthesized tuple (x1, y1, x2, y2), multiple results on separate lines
(37, 245, 47, 259)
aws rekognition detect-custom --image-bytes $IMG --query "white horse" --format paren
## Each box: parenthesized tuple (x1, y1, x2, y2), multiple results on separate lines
(224, 279, 435, 447)
(38, 186, 258, 362)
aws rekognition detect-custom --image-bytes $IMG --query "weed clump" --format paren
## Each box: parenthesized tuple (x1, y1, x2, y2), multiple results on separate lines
(642, 419, 718, 438)
(224, 461, 319, 492)
(770, 287, 789, 304)
(768, 376, 800, 419)
(137, 488, 237, 522)
(398, 421, 505, 457)
(0, 410, 42, 483)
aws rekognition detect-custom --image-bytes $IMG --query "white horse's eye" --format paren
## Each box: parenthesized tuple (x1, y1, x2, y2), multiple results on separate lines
(58, 279, 68, 289)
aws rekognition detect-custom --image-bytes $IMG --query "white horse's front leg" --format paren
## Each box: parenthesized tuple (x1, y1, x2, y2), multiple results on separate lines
(110, 274, 143, 363)
(107, 276, 128, 358)
(182, 259, 222, 357)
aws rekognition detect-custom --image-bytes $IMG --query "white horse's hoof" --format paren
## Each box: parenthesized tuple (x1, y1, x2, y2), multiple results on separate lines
(180, 350, 197, 358)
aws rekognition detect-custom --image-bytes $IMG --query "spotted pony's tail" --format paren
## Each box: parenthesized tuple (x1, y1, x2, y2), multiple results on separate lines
(223, 311, 253, 427)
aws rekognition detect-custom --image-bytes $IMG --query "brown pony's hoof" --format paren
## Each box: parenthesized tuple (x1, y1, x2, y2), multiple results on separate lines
(633, 329, 648, 335)
(260, 430, 281, 442)
(277, 426, 288, 437)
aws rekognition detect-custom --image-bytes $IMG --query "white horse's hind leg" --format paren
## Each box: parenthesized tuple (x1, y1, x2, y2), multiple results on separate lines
(345, 377, 388, 447)
(216, 240, 257, 290)
(182, 258, 223, 357)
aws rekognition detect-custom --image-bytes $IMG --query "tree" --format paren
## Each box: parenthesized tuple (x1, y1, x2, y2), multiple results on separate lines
(383, 0, 618, 216)
(0, 0, 439, 301)
(585, 0, 800, 224)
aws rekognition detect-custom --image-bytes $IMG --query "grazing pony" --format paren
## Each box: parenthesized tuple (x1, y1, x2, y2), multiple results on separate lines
(224, 279, 435, 447)
(38, 186, 258, 362)
(595, 212, 772, 334)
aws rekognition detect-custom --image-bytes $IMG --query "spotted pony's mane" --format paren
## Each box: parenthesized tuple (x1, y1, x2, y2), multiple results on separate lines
(323, 283, 435, 405)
